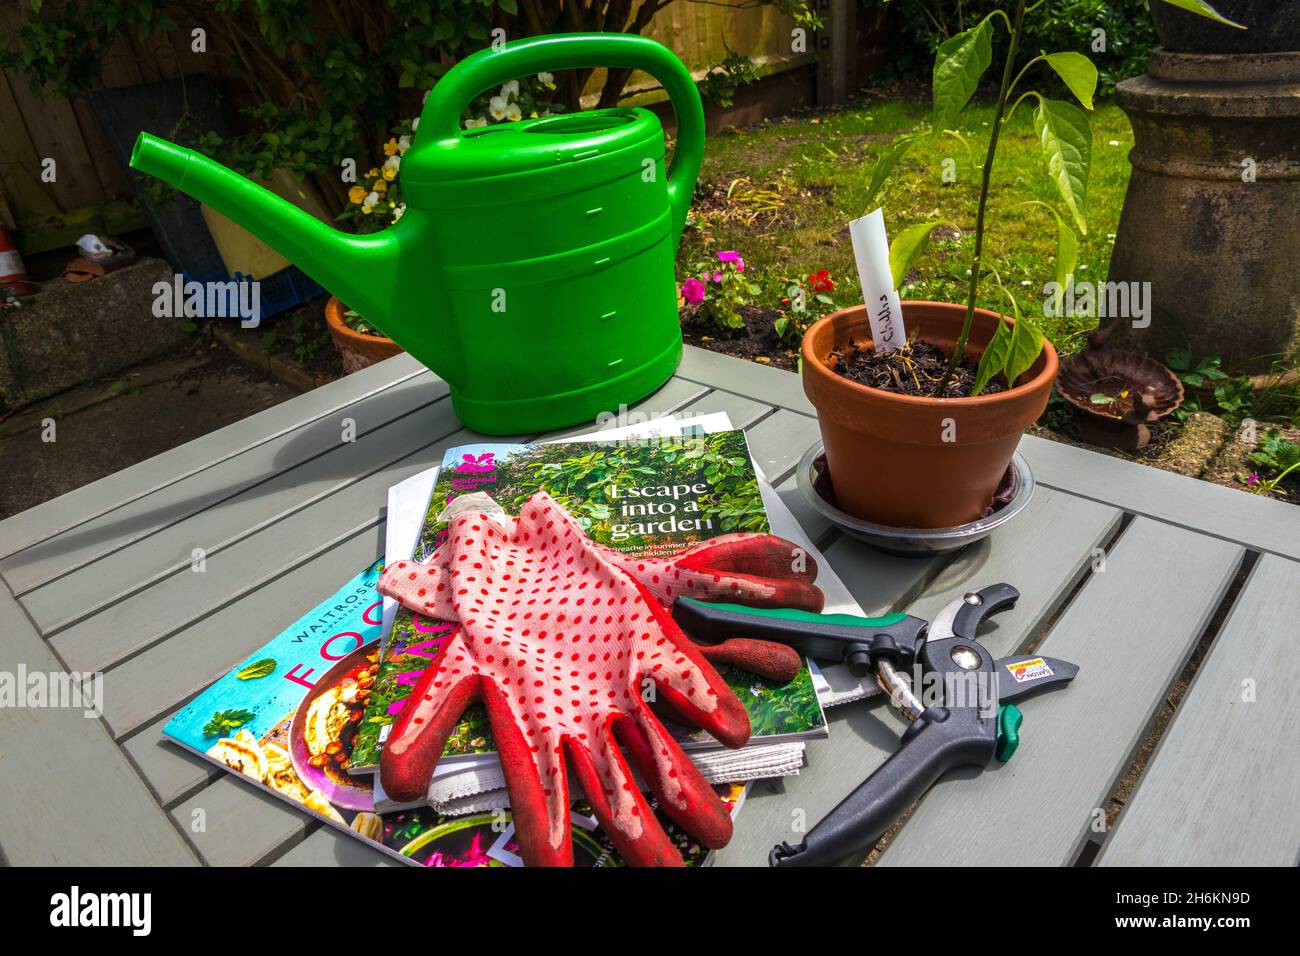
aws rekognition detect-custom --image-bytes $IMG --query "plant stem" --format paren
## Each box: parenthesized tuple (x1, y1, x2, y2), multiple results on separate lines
(937, 0, 1027, 394)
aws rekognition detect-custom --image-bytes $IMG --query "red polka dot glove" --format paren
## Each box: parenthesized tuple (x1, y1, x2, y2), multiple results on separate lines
(377, 492, 776, 866)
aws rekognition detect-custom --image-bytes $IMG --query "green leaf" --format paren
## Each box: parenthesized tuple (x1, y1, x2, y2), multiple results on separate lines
(865, 134, 914, 206)
(1005, 315, 1046, 388)
(1165, 347, 1192, 371)
(1090, 393, 1116, 405)
(202, 708, 256, 738)
(1044, 52, 1097, 110)
(973, 317, 1013, 396)
(1155, 0, 1246, 29)
(1034, 96, 1092, 235)
(236, 658, 277, 680)
(888, 221, 944, 289)
(932, 18, 993, 133)
(1054, 213, 1079, 301)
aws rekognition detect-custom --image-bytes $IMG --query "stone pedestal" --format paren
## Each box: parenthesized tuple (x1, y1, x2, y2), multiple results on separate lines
(1108, 49, 1300, 371)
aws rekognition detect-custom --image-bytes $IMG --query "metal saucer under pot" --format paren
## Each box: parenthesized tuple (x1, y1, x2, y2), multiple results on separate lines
(796, 441, 1035, 557)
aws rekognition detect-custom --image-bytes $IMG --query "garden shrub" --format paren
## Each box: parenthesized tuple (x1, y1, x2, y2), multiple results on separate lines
(877, 0, 1157, 94)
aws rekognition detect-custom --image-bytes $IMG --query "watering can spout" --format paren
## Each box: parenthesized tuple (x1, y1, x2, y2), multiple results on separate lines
(130, 133, 409, 340)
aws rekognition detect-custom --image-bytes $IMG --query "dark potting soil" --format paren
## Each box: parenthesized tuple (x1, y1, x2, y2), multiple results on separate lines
(680, 303, 800, 371)
(830, 340, 1004, 399)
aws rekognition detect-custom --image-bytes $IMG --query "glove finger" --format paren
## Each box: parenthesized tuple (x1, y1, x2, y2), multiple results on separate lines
(696, 637, 803, 683)
(631, 578, 750, 749)
(481, 681, 573, 867)
(565, 725, 683, 867)
(380, 630, 478, 803)
(614, 708, 734, 851)
(675, 535, 824, 611)
(378, 556, 456, 620)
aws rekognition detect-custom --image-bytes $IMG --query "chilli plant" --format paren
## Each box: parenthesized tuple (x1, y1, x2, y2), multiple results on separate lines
(871, 0, 1242, 396)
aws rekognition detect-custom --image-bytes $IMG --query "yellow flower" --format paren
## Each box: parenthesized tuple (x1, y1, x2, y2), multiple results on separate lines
(383, 167, 397, 181)
(373, 180, 387, 194)
(366, 168, 380, 179)
(383, 138, 399, 156)
(348, 185, 367, 204)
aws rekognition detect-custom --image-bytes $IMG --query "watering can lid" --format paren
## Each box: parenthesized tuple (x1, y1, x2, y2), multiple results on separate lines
(400, 108, 665, 186)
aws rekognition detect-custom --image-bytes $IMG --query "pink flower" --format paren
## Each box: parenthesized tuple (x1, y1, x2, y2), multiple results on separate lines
(716, 250, 745, 272)
(712, 272, 723, 283)
(1246, 472, 1261, 486)
(680, 277, 706, 304)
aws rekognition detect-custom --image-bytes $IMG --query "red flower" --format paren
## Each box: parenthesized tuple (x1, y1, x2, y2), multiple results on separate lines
(807, 269, 834, 293)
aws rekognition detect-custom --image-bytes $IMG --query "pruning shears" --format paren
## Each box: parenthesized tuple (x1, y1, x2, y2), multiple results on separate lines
(672, 583, 1078, 867)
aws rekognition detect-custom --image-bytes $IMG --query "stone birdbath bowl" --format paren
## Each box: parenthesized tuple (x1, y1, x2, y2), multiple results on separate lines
(1057, 332, 1185, 450)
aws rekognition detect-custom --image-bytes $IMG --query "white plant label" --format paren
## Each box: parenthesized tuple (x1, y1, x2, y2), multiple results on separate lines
(848, 208, 905, 353)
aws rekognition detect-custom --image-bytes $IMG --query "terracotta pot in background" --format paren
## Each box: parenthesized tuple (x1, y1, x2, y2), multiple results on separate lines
(324, 295, 404, 374)
(801, 302, 1058, 529)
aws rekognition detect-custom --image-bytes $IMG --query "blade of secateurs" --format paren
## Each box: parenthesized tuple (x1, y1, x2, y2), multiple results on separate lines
(995, 654, 1079, 703)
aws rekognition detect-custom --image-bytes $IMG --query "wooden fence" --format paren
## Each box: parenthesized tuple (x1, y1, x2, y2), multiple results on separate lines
(0, 0, 817, 255)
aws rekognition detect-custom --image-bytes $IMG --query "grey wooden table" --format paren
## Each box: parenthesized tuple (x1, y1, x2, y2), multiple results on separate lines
(3, 345, 1298, 868)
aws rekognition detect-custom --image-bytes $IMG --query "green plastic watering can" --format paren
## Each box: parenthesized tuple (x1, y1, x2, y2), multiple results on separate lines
(129, 33, 705, 435)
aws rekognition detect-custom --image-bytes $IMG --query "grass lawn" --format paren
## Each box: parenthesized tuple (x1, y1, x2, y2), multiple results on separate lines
(679, 93, 1135, 353)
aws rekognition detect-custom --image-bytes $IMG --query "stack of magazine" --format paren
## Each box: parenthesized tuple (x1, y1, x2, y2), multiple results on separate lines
(164, 413, 866, 866)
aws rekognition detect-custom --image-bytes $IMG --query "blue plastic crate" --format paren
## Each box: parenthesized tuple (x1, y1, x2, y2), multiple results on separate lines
(179, 264, 326, 322)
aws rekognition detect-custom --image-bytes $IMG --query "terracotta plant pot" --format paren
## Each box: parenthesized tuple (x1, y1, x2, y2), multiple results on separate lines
(801, 301, 1058, 529)
(324, 296, 404, 373)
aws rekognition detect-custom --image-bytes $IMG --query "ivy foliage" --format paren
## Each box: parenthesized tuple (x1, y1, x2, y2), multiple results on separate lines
(1, 0, 506, 212)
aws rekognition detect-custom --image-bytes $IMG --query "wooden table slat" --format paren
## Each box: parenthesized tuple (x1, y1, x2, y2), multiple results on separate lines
(1022, 433, 1300, 561)
(20, 391, 457, 633)
(120, 710, 222, 808)
(170, 774, 310, 867)
(272, 826, 402, 867)
(876, 517, 1243, 867)
(1098, 553, 1300, 866)
(0, 354, 429, 562)
(743, 409, 819, 487)
(101, 522, 386, 741)
(2, 370, 447, 597)
(50, 422, 455, 672)
(0, 585, 199, 865)
(676, 345, 814, 417)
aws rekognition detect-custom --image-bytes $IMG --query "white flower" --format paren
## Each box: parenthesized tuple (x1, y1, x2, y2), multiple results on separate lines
(464, 117, 488, 129)
(537, 71, 555, 90)
(383, 154, 401, 173)
(500, 79, 520, 99)
(1108, 139, 1120, 146)
(397, 135, 412, 153)
(411, 116, 420, 130)
(365, 190, 380, 207)
(505, 102, 522, 122)
(393, 203, 406, 221)
(1079, 263, 1088, 270)
(1020, 280, 1031, 286)
(489, 95, 508, 120)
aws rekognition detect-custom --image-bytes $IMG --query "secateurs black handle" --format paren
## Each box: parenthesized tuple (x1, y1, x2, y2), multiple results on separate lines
(769, 702, 995, 866)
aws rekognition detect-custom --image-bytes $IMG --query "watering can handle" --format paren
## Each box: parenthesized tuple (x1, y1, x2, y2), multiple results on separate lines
(419, 32, 705, 237)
